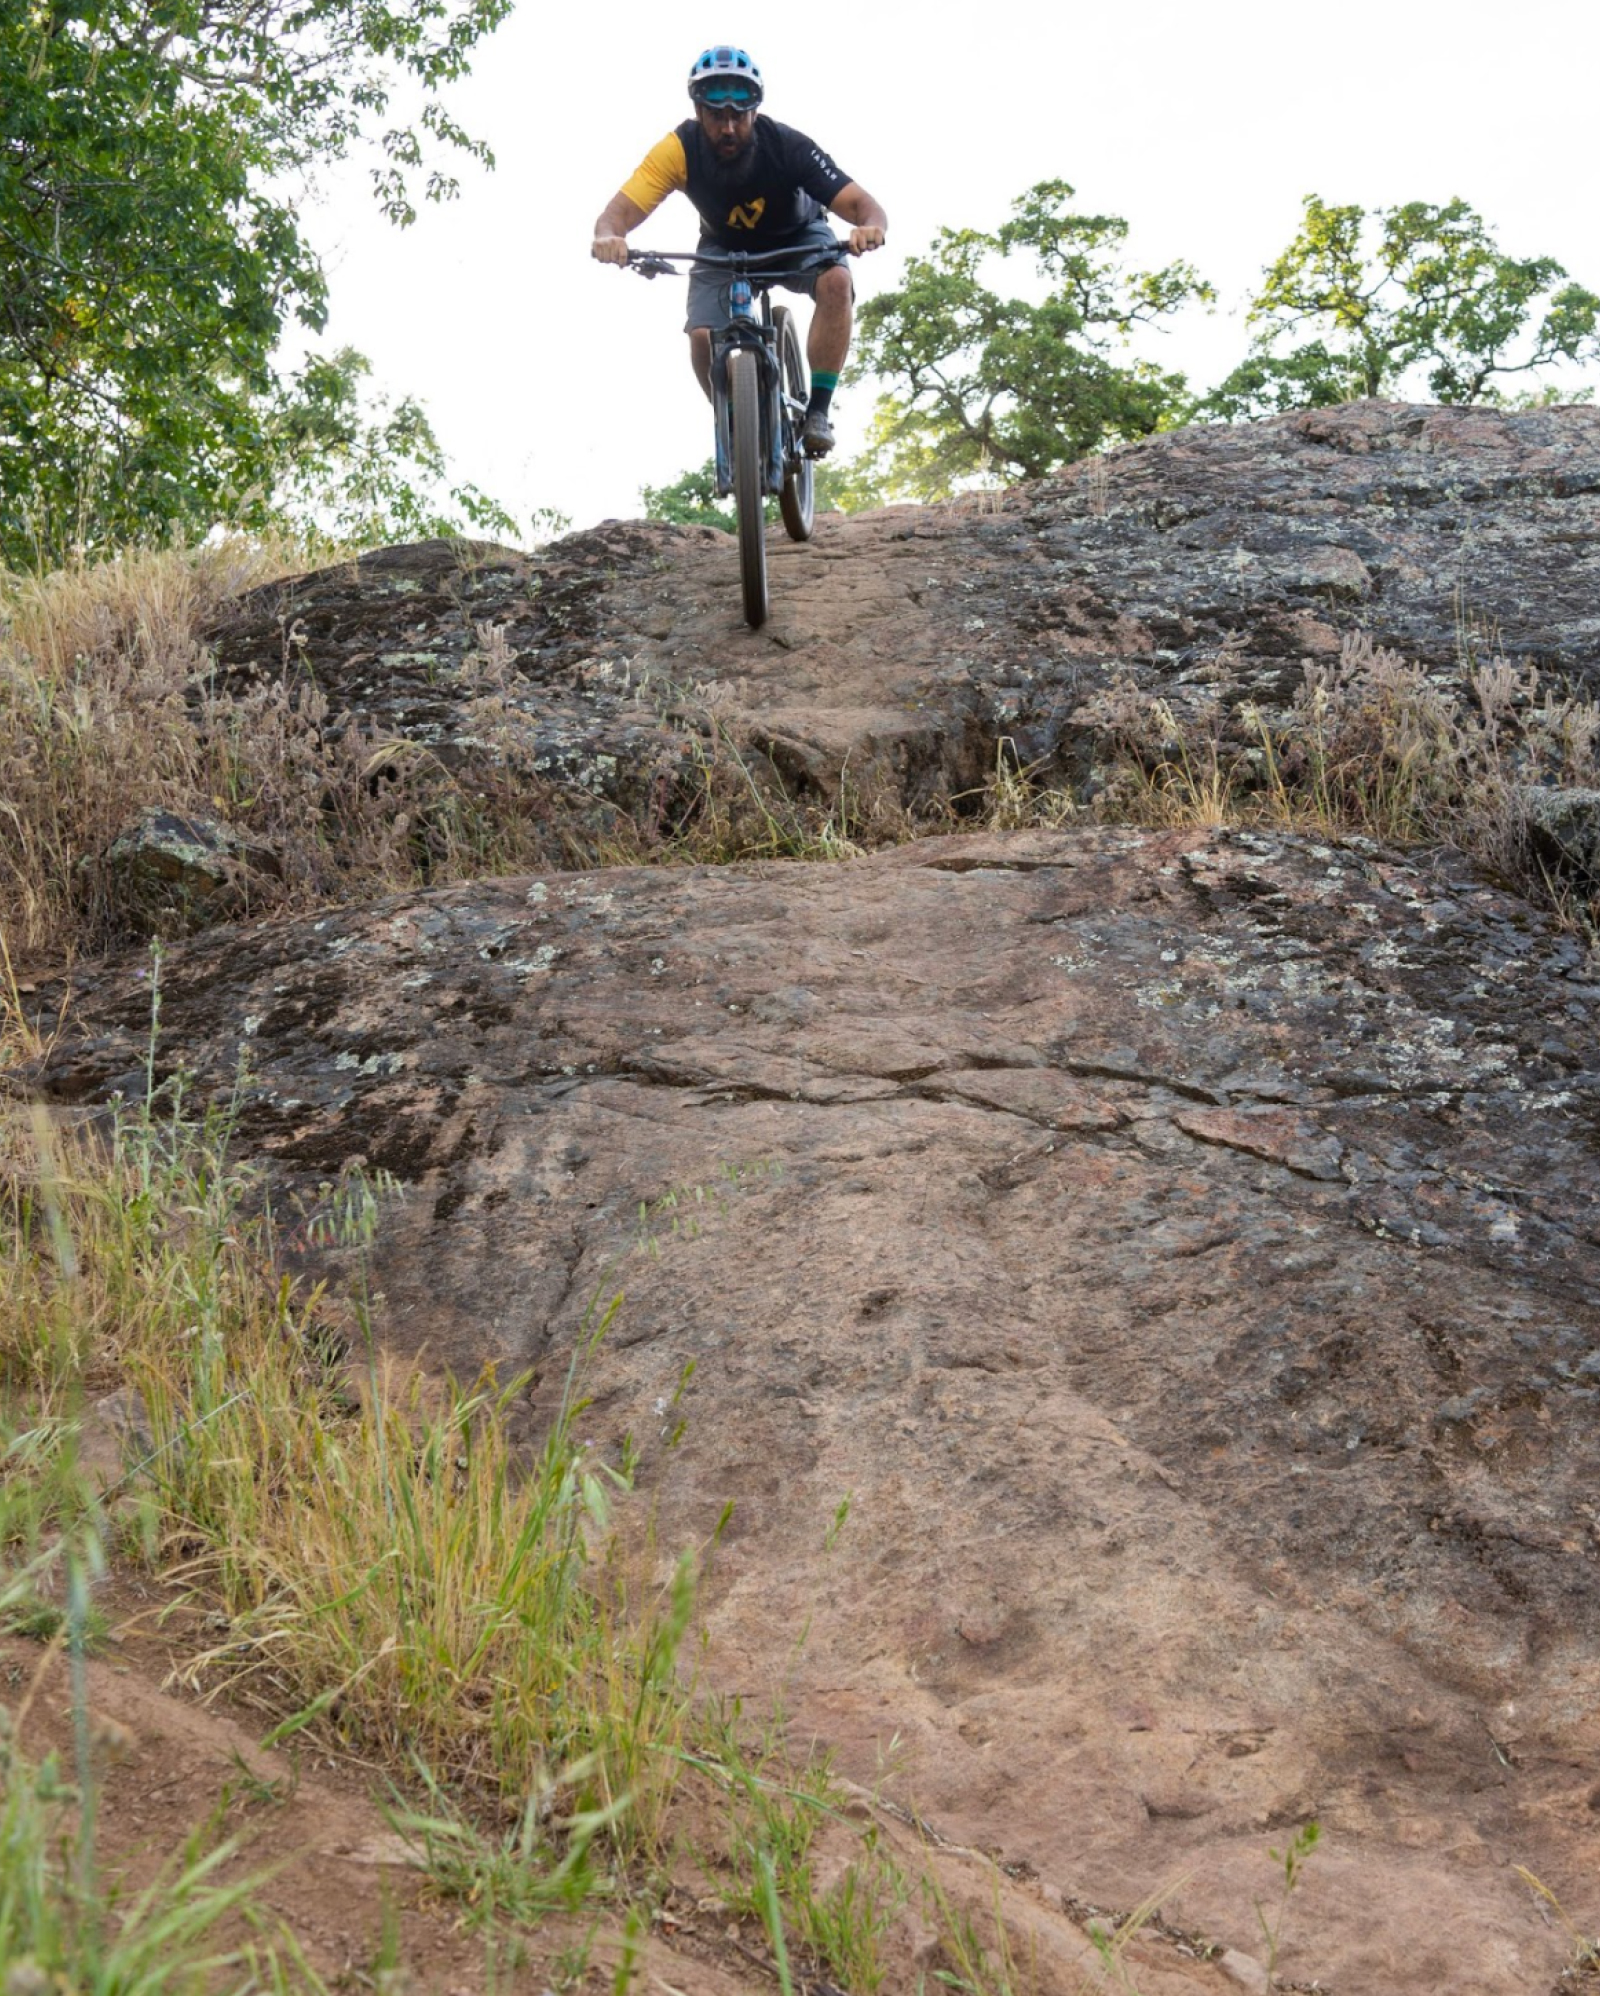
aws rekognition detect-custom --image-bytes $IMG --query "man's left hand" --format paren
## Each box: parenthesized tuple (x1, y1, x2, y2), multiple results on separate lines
(848, 225, 885, 255)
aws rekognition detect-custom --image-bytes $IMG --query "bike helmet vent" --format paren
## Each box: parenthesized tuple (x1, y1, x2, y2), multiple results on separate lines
(688, 46, 764, 106)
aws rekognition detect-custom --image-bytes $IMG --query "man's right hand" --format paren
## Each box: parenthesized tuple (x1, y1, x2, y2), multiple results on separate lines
(591, 235, 630, 265)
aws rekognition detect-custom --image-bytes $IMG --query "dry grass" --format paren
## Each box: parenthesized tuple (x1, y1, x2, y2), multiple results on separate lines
(0, 539, 601, 968)
(0, 1065, 695, 1860)
(1035, 632, 1600, 918)
(0, 546, 894, 975)
(0, 539, 306, 962)
(600, 732, 878, 868)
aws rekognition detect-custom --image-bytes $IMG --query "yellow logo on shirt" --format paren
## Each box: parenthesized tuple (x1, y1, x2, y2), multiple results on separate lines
(728, 198, 766, 230)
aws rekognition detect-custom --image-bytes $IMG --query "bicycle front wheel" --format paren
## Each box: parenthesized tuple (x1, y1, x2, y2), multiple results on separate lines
(775, 306, 815, 543)
(729, 347, 769, 628)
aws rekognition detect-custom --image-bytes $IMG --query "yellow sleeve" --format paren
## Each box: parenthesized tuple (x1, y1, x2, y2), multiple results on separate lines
(619, 133, 688, 217)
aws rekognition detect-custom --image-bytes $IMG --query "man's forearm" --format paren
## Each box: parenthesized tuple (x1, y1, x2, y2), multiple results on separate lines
(829, 182, 887, 253)
(592, 191, 648, 262)
(594, 192, 646, 241)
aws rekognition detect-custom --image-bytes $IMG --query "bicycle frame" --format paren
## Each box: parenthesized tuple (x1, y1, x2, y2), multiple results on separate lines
(627, 243, 844, 499)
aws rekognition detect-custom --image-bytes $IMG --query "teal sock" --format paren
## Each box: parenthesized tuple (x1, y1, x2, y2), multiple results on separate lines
(807, 370, 839, 415)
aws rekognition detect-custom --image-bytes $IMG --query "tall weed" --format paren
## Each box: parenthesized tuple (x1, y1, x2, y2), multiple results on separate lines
(682, 1707, 910, 1995)
(0, 1727, 314, 1996)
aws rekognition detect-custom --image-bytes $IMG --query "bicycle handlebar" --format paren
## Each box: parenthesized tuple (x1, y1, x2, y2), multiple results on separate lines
(624, 240, 852, 281)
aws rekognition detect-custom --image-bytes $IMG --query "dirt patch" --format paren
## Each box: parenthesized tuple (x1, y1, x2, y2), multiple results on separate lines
(4, 1571, 1256, 1996)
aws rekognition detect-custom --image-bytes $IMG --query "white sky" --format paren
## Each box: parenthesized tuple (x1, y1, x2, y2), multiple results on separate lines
(297, 0, 1600, 536)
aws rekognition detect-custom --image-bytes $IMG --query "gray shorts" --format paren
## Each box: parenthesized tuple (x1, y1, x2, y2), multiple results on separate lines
(684, 222, 852, 333)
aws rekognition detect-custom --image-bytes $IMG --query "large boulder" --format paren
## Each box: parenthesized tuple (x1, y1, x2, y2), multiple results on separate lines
(1522, 783, 1600, 885)
(22, 401, 1600, 1992)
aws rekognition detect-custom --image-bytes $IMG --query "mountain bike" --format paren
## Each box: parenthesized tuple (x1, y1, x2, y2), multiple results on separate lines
(627, 241, 848, 628)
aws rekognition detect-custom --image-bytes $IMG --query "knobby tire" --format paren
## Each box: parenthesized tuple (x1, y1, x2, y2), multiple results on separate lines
(729, 348, 769, 628)
(775, 306, 815, 543)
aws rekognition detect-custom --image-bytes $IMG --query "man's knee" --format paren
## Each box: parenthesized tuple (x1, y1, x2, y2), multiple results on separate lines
(814, 265, 852, 309)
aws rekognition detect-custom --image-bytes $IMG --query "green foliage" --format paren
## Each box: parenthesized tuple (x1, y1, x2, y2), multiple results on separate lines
(0, 1729, 309, 1996)
(270, 349, 524, 547)
(2, 1012, 699, 1866)
(640, 455, 885, 529)
(386, 1758, 628, 1938)
(920, 1871, 1031, 1996)
(0, 1, 514, 566)
(847, 180, 1212, 500)
(1206, 196, 1600, 418)
(1256, 1819, 1320, 1989)
(687, 1707, 908, 1996)
(813, 454, 888, 514)
(640, 461, 734, 532)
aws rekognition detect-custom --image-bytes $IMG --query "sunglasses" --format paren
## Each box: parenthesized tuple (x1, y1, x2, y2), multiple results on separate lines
(700, 88, 756, 108)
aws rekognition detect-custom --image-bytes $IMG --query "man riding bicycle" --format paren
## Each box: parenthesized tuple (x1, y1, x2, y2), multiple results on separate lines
(591, 46, 887, 459)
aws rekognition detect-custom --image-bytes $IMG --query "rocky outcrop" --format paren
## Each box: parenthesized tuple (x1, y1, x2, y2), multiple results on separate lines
(201, 529, 709, 814)
(103, 806, 282, 936)
(201, 402, 1600, 823)
(37, 822, 1600, 1993)
(24, 402, 1600, 1993)
(979, 399, 1600, 692)
(1523, 783, 1600, 881)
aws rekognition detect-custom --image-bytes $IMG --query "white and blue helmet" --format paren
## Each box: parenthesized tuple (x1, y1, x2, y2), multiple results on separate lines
(688, 46, 764, 107)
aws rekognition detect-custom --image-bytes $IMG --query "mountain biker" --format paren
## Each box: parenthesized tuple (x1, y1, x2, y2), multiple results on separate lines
(590, 46, 887, 460)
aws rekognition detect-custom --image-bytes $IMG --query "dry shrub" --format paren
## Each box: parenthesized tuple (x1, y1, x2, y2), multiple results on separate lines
(0, 543, 603, 967)
(0, 540, 312, 961)
(602, 670, 889, 865)
(1271, 634, 1600, 884)
(1073, 632, 1600, 908)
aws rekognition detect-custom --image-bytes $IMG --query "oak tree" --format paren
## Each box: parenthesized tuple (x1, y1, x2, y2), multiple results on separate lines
(1, 0, 513, 566)
(1206, 196, 1600, 418)
(846, 181, 1211, 500)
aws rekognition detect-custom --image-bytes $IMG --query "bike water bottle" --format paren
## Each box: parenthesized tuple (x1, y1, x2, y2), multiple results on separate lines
(730, 276, 753, 321)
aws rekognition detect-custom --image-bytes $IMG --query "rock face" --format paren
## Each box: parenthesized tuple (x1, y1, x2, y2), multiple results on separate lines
(1523, 784, 1600, 881)
(29, 402, 1600, 1993)
(40, 824, 1600, 1993)
(202, 531, 709, 815)
(202, 401, 1600, 822)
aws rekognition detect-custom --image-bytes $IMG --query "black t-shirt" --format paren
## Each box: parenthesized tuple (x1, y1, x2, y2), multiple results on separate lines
(620, 116, 852, 248)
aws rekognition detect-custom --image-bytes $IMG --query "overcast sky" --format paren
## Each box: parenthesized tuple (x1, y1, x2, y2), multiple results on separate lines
(295, 0, 1600, 537)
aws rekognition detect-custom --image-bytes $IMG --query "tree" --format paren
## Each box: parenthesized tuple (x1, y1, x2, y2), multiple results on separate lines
(268, 350, 529, 546)
(847, 181, 1211, 500)
(640, 462, 734, 532)
(813, 456, 888, 515)
(1206, 196, 1600, 419)
(639, 457, 886, 531)
(0, 0, 512, 566)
